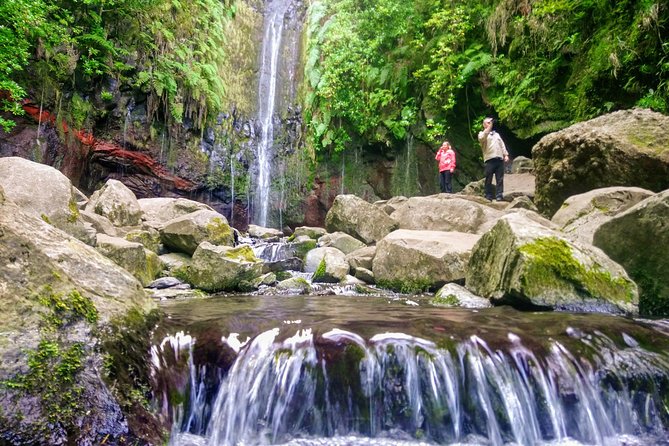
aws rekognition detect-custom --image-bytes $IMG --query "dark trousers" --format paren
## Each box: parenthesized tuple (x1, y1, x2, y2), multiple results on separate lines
(484, 158, 504, 200)
(439, 170, 453, 193)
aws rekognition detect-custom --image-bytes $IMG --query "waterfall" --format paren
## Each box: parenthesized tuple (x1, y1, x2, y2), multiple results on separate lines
(255, 0, 296, 228)
(154, 326, 669, 446)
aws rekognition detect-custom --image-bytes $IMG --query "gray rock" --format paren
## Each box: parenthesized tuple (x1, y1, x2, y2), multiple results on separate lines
(506, 196, 538, 212)
(318, 231, 366, 254)
(511, 156, 534, 174)
(390, 195, 504, 234)
(304, 247, 350, 283)
(95, 234, 164, 286)
(138, 197, 213, 229)
(147, 277, 187, 289)
(325, 194, 398, 244)
(80, 210, 118, 237)
(533, 108, 669, 216)
(593, 189, 669, 316)
(432, 283, 492, 308)
(345, 246, 377, 271)
(373, 229, 481, 292)
(292, 226, 327, 240)
(85, 179, 143, 226)
(466, 213, 638, 315)
(161, 209, 234, 255)
(354, 267, 375, 284)
(551, 186, 654, 243)
(187, 242, 263, 291)
(276, 277, 312, 294)
(248, 224, 283, 239)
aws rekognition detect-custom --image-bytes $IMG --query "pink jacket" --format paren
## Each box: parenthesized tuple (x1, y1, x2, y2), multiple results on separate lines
(435, 147, 456, 173)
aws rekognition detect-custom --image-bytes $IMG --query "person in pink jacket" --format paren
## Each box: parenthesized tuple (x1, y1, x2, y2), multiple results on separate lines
(435, 141, 456, 193)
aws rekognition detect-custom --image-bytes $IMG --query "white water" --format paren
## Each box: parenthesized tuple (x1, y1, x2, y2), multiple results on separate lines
(154, 327, 669, 446)
(255, 0, 294, 227)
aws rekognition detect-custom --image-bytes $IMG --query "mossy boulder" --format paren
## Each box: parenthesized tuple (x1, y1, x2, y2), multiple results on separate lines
(593, 189, 669, 316)
(551, 186, 654, 243)
(304, 247, 350, 283)
(325, 194, 398, 244)
(85, 179, 143, 227)
(248, 224, 283, 240)
(292, 226, 327, 240)
(466, 213, 638, 314)
(160, 209, 234, 255)
(276, 277, 313, 294)
(95, 234, 165, 286)
(373, 229, 481, 293)
(186, 242, 263, 291)
(533, 108, 669, 216)
(431, 283, 492, 308)
(125, 227, 162, 254)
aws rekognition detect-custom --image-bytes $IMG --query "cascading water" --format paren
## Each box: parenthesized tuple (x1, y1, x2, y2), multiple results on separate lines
(254, 0, 302, 228)
(151, 297, 669, 446)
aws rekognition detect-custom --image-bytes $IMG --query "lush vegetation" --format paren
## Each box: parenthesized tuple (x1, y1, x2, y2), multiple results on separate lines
(304, 0, 668, 154)
(0, 0, 234, 132)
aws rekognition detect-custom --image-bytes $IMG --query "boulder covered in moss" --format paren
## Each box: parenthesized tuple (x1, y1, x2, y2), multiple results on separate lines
(532, 108, 669, 217)
(390, 195, 504, 233)
(431, 283, 492, 308)
(292, 226, 328, 240)
(85, 179, 143, 227)
(0, 156, 91, 243)
(373, 229, 481, 293)
(186, 242, 263, 291)
(0, 184, 157, 445)
(304, 247, 350, 283)
(593, 189, 669, 316)
(325, 194, 398, 244)
(551, 186, 654, 243)
(160, 209, 235, 255)
(466, 213, 638, 314)
(95, 234, 165, 286)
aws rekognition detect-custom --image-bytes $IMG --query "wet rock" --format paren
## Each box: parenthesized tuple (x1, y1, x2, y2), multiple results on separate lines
(187, 242, 263, 291)
(147, 277, 188, 289)
(304, 247, 350, 283)
(431, 283, 492, 309)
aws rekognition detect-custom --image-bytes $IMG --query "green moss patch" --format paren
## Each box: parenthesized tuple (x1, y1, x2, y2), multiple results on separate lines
(430, 294, 459, 307)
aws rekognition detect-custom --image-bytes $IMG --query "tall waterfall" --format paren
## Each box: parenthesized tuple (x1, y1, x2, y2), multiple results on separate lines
(254, 0, 302, 228)
(153, 324, 669, 446)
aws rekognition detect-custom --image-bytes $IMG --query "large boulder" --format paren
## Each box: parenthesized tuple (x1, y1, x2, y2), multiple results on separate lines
(345, 246, 377, 271)
(292, 226, 327, 240)
(187, 242, 263, 291)
(0, 157, 90, 242)
(466, 213, 638, 315)
(390, 195, 504, 233)
(0, 188, 154, 444)
(318, 231, 366, 254)
(304, 247, 350, 283)
(593, 190, 669, 316)
(532, 108, 669, 216)
(95, 234, 164, 286)
(161, 209, 235, 255)
(85, 179, 143, 227)
(551, 187, 655, 243)
(325, 194, 398, 244)
(138, 197, 213, 229)
(373, 230, 481, 292)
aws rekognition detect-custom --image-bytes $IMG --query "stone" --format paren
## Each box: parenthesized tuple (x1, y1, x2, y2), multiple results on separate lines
(354, 267, 375, 284)
(551, 186, 654, 243)
(318, 231, 366, 254)
(431, 283, 492, 308)
(147, 277, 187, 289)
(345, 246, 377, 271)
(95, 234, 164, 286)
(85, 179, 143, 227)
(325, 194, 398, 244)
(138, 197, 214, 230)
(390, 195, 504, 234)
(187, 242, 263, 291)
(511, 156, 534, 174)
(276, 277, 312, 294)
(80, 210, 118, 237)
(506, 196, 538, 212)
(593, 189, 669, 316)
(292, 226, 328, 240)
(532, 108, 669, 216)
(161, 209, 234, 255)
(304, 247, 350, 283)
(466, 213, 638, 315)
(373, 229, 481, 292)
(125, 227, 162, 254)
(248, 224, 283, 239)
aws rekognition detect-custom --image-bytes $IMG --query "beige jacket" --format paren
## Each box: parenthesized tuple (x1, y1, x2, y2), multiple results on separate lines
(478, 129, 508, 162)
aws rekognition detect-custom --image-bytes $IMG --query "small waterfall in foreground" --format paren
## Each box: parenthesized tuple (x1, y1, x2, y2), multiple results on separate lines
(152, 323, 669, 446)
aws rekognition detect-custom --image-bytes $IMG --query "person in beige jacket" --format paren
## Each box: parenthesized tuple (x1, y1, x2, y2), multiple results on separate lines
(478, 117, 509, 201)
